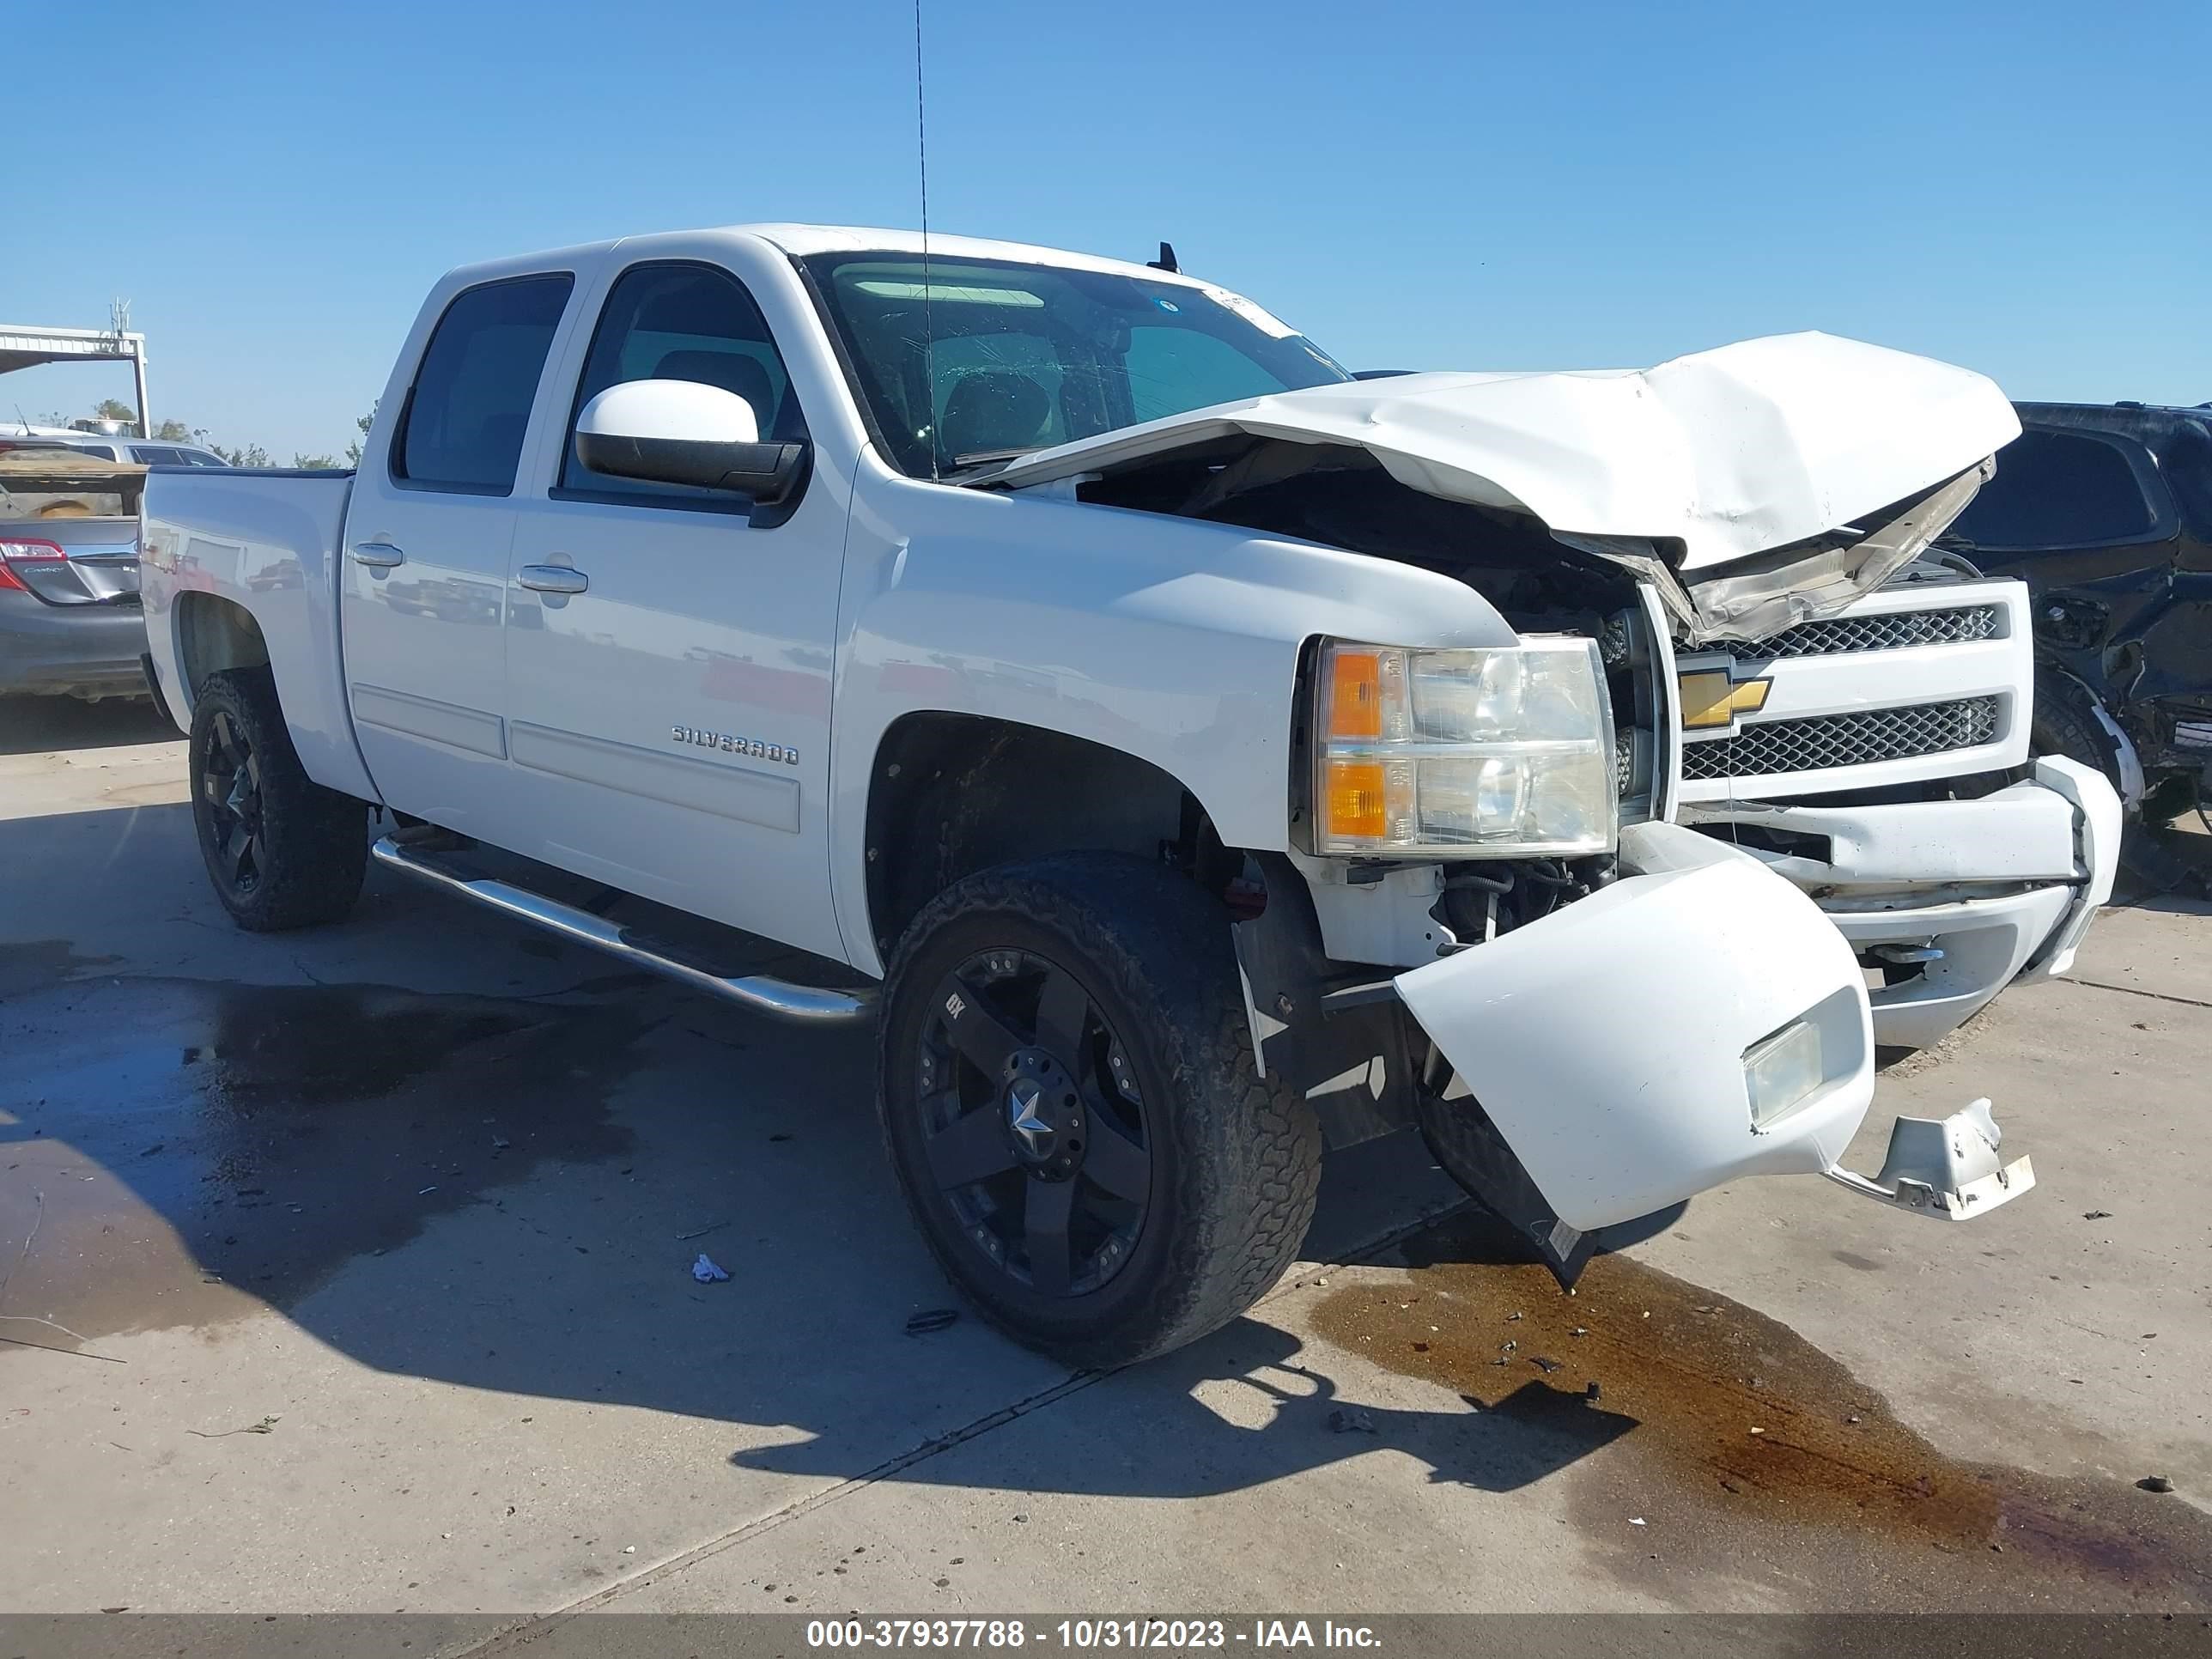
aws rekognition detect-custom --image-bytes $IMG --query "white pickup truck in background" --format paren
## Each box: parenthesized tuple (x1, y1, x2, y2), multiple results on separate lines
(137, 225, 2115, 1364)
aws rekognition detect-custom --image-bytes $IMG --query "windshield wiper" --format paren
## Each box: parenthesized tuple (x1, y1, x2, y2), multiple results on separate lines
(950, 447, 1042, 469)
(939, 446, 1047, 483)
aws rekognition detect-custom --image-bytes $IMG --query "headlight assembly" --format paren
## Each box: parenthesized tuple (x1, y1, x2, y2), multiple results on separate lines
(1310, 638, 1616, 857)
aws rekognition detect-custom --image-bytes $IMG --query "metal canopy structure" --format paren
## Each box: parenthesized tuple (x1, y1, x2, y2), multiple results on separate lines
(0, 321, 151, 437)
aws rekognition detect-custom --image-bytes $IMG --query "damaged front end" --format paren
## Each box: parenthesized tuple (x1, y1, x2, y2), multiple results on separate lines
(1234, 823, 2035, 1286)
(1109, 336, 2054, 1279)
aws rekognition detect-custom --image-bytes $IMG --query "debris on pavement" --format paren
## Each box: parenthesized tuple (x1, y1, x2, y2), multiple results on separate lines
(904, 1308, 959, 1334)
(188, 1415, 280, 1438)
(1328, 1407, 1378, 1435)
(2083, 1211, 2112, 1220)
(676, 1221, 730, 1243)
(2139, 1476, 2176, 1494)
(690, 1254, 730, 1284)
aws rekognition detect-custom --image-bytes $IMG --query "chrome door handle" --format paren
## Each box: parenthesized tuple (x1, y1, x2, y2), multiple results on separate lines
(516, 564, 588, 595)
(350, 542, 406, 568)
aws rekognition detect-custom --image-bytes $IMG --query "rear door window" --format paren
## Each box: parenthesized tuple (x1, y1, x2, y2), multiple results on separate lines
(393, 274, 574, 495)
(1951, 429, 2163, 549)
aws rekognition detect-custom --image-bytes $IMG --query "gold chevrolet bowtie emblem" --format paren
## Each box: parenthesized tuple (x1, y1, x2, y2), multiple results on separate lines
(1678, 668, 1772, 731)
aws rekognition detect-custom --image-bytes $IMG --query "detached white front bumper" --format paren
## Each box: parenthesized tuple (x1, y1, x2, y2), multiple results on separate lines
(1682, 757, 2122, 1050)
(1394, 822, 2032, 1233)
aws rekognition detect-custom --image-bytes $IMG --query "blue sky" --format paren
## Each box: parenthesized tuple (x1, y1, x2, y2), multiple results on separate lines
(6, 0, 2206, 457)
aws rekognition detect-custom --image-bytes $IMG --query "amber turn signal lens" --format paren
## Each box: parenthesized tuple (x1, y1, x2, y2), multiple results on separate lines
(1327, 648, 1382, 740)
(1323, 758, 1389, 841)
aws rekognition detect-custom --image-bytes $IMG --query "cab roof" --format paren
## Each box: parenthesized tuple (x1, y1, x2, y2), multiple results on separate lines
(447, 224, 1205, 291)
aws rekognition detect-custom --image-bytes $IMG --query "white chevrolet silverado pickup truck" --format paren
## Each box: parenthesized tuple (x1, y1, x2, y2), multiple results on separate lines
(139, 224, 2118, 1365)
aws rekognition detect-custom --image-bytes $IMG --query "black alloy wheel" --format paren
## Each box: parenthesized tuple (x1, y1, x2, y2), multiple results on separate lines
(199, 707, 266, 899)
(878, 854, 1323, 1368)
(915, 949, 1152, 1297)
(186, 665, 368, 932)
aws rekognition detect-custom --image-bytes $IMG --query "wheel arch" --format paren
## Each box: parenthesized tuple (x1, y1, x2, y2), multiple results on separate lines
(173, 592, 270, 703)
(2033, 664, 2146, 809)
(860, 712, 1232, 967)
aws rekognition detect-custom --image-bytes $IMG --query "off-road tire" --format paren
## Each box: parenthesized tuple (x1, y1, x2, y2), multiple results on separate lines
(189, 666, 368, 932)
(878, 854, 1322, 1368)
(2031, 679, 2126, 801)
(2032, 678, 2203, 888)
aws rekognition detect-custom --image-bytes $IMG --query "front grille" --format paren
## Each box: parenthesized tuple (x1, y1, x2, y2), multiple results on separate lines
(1681, 696, 1999, 781)
(1724, 604, 1998, 661)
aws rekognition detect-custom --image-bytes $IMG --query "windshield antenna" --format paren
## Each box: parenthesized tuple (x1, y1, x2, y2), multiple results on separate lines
(913, 0, 939, 481)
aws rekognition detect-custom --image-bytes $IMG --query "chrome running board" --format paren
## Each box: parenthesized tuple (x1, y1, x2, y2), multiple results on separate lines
(370, 835, 873, 1026)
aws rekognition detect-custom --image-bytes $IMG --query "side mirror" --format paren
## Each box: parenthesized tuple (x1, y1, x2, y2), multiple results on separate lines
(573, 378, 808, 506)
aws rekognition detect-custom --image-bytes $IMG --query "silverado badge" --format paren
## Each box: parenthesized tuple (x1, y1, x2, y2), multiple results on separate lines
(672, 725, 799, 765)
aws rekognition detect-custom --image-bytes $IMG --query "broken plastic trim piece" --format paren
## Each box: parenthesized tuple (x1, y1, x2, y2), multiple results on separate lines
(1556, 462, 1996, 647)
(1821, 1097, 2034, 1218)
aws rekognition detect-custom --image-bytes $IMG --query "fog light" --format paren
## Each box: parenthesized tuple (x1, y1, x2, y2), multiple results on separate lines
(1743, 1018, 1824, 1131)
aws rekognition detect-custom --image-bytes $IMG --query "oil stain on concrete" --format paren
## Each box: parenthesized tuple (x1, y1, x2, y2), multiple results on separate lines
(0, 967, 652, 1348)
(1312, 1215, 2212, 1609)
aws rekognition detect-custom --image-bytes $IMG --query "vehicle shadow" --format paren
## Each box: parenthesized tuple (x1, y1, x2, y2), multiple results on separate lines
(0, 693, 173, 757)
(2, 784, 1660, 1510)
(2109, 808, 2212, 902)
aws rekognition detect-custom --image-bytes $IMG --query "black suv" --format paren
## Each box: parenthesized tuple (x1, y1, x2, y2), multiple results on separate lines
(1942, 401, 2212, 858)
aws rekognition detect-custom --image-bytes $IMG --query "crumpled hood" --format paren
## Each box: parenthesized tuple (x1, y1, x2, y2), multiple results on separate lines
(998, 331, 2021, 574)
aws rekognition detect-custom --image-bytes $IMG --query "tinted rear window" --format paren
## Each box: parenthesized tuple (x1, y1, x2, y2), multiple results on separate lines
(393, 275, 574, 494)
(1951, 429, 2160, 549)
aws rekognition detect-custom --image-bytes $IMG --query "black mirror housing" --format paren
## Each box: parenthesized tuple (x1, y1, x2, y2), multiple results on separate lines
(574, 430, 811, 507)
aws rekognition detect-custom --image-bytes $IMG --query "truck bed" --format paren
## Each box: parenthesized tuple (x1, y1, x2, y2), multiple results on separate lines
(138, 466, 375, 800)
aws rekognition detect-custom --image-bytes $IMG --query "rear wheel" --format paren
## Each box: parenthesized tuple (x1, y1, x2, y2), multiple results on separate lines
(189, 666, 368, 931)
(878, 854, 1322, 1368)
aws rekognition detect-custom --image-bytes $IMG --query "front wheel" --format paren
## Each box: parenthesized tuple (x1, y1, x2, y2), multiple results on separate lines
(2033, 678, 2202, 889)
(2031, 679, 2130, 804)
(188, 666, 368, 931)
(878, 854, 1322, 1369)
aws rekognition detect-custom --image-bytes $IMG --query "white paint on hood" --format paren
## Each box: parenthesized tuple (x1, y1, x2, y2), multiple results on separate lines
(996, 331, 2021, 572)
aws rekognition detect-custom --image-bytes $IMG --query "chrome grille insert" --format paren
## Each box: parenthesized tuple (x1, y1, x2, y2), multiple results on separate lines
(1681, 697, 1999, 781)
(1726, 605, 1998, 661)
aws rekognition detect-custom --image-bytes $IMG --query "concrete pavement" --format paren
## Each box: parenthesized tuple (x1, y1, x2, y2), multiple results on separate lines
(2, 697, 2207, 1632)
